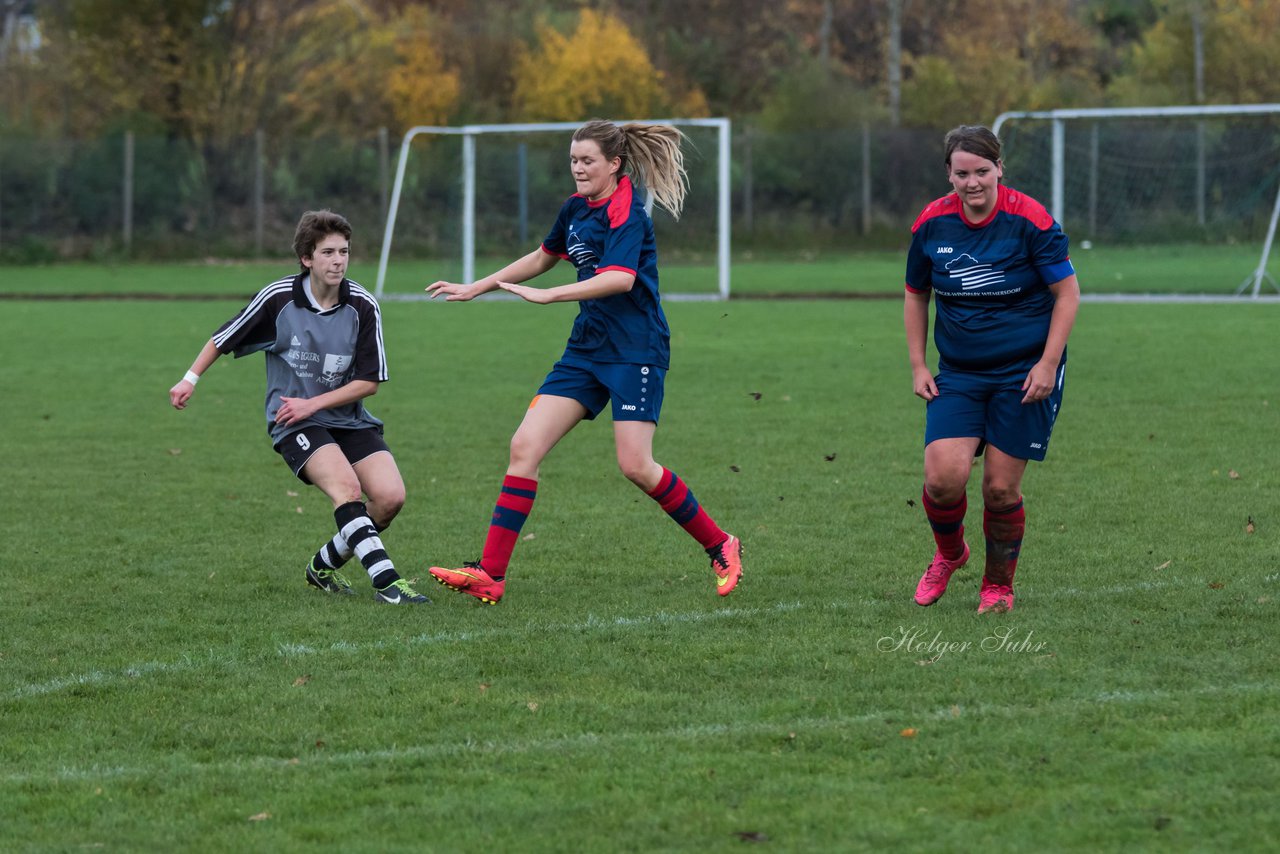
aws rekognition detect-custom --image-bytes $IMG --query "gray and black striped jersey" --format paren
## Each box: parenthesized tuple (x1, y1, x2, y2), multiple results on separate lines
(213, 273, 387, 445)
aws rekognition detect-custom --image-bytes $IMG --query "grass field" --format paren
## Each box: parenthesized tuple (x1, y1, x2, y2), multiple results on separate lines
(0, 242, 1273, 298)
(2, 270, 1278, 850)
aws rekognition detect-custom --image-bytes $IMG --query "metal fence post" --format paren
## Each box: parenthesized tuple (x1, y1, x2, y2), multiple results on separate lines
(123, 130, 134, 253)
(254, 129, 265, 256)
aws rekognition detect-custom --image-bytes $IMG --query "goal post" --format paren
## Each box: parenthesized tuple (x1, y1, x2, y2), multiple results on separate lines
(375, 118, 732, 301)
(993, 103, 1280, 297)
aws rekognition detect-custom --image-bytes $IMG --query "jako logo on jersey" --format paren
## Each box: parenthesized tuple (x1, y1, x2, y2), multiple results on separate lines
(944, 253, 1006, 291)
(935, 246, 954, 254)
(621, 404, 637, 411)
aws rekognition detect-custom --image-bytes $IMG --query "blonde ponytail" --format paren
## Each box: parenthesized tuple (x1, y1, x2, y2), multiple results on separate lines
(573, 119, 689, 220)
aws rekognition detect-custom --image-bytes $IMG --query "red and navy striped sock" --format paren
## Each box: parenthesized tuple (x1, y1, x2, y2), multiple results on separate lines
(480, 475, 538, 579)
(647, 467, 728, 551)
(922, 488, 967, 560)
(983, 498, 1025, 585)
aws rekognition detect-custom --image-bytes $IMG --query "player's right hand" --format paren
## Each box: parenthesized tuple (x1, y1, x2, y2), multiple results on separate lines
(169, 380, 194, 409)
(425, 280, 475, 301)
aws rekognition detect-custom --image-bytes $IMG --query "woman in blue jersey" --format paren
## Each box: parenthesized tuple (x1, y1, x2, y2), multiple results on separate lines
(904, 125, 1080, 614)
(424, 119, 743, 605)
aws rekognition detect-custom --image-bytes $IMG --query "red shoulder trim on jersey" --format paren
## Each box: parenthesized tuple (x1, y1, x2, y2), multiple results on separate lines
(540, 243, 569, 260)
(910, 194, 960, 233)
(905, 282, 930, 294)
(606, 176, 633, 229)
(997, 186, 1054, 230)
(596, 264, 637, 277)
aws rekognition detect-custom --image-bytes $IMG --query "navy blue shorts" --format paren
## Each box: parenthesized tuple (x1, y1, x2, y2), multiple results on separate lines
(537, 356, 665, 422)
(924, 360, 1066, 461)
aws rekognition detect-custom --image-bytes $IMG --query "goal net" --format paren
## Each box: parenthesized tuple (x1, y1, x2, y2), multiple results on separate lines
(994, 105, 1280, 295)
(374, 119, 731, 300)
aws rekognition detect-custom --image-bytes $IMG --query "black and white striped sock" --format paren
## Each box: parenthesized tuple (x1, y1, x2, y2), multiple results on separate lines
(312, 519, 389, 571)
(333, 501, 399, 589)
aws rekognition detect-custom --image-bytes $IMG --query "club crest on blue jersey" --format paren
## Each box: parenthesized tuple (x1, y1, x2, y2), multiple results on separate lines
(944, 253, 1006, 291)
(566, 228, 598, 271)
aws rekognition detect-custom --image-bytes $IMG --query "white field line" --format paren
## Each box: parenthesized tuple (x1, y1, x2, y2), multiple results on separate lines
(3, 601, 813, 703)
(4, 681, 1275, 787)
(8, 568, 1272, 704)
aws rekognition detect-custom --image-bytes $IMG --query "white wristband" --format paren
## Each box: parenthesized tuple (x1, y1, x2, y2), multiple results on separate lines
(184, 370, 200, 385)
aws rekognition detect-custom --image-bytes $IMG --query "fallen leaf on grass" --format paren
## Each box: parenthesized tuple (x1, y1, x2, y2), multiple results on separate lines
(295, 507, 304, 514)
(248, 812, 271, 822)
(527, 702, 539, 712)
(906, 499, 916, 507)
(1246, 516, 1256, 534)
(315, 740, 326, 748)
(1154, 560, 1171, 571)
(168, 448, 182, 456)
(729, 465, 741, 472)
(286, 490, 299, 497)
(748, 392, 762, 401)
(900, 728, 918, 738)
(292, 675, 310, 687)
(824, 453, 837, 462)
(1208, 581, 1225, 590)
(522, 533, 536, 541)
(479, 683, 490, 693)
(734, 831, 769, 843)
(1229, 470, 1241, 480)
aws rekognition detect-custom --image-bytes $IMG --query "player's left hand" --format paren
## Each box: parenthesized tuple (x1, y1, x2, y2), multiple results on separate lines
(497, 281, 553, 304)
(276, 396, 319, 426)
(1021, 361, 1057, 404)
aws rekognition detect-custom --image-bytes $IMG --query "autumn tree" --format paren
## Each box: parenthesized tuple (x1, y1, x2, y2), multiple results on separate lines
(899, 0, 1100, 128)
(281, 2, 459, 135)
(1107, 0, 1280, 104)
(512, 8, 708, 122)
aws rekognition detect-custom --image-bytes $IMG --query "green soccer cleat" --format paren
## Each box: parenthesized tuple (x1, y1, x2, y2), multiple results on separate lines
(306, 559, 356, 596)
(374, 578, 432, 605)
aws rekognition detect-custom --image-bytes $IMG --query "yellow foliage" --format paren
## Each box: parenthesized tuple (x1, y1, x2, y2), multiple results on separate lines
(513, 9, 701, 122)
(386, 8, 461, 130)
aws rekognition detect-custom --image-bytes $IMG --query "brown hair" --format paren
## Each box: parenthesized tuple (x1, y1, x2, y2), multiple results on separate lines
(943, 125, 1002, 169)
(293, 210, 353, 271)
(573, 119, 689, 220)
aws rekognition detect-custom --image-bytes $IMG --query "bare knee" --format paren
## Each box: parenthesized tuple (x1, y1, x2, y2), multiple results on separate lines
(617, 455, 660, 491)
(325, 476, 364, 508)
(366, 485, 405, 525)
(982, 482, 1021, 510)
(924, 466, 970, 505)
(507, 432, 543, 480)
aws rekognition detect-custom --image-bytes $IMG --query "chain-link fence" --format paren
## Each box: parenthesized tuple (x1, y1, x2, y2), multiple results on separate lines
(2, 121, 1279, 264)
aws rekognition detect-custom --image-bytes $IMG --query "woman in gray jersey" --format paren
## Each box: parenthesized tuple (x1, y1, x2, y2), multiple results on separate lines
(169, 210, 429, 605)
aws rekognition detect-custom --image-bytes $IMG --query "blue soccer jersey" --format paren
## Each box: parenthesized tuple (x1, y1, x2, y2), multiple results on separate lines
(905, 186, 1075, 372)
(540, 175, 671, 368)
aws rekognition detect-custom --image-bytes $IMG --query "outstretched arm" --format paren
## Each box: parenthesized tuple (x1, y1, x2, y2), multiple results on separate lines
(169, 339, 223, 409)
(498, 269, 635, 305)
(426, 247, 560, 301)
